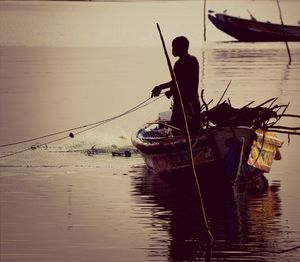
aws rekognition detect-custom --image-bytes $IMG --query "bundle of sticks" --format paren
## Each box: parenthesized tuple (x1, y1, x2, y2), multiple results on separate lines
(200, 94, 300, 136)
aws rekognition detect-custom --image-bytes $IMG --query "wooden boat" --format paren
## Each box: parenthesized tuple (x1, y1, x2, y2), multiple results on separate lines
(131, 112, 283, 186)
(208, 11, 300, 42)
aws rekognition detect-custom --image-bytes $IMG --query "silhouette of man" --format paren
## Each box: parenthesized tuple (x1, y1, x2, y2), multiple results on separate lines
(151, 36, 201, 135)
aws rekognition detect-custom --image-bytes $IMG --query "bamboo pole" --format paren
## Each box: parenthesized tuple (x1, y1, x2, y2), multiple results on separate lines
(156, 23, 213, 262)
(276, 0, 292, 64)
(280, 113, 300, 119)
(267, 126, 300, 131)
(203, 0, 207, 41)
(267, 129, 300, 135)
(216, 80, 232, 106)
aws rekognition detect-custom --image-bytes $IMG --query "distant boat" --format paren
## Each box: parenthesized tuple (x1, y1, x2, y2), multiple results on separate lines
(208, 11, 300, 42)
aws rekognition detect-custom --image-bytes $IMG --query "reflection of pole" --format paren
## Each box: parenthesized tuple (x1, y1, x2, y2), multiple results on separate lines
(204, 0, 207, 41)
(276, 0, 292, 64)
(156, 23, 213, 262)
(200, 50, 206, 89)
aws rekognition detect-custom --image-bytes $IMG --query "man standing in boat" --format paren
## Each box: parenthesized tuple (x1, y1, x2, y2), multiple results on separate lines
(151, 36, 201, 135)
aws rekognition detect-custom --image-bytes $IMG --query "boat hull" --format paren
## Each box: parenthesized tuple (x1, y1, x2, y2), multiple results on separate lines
(138, 141, 214, 174)
(208, 13, 300, 42)
(132, 126, 255, 180)
(132, 124, 283, 185)
(132, 127, 214, 174)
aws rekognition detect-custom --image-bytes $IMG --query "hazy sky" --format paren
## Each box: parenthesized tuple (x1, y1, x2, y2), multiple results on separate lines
(0, 0, 299, 47)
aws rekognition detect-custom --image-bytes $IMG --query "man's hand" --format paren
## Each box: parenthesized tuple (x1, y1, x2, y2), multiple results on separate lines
(165, 90, 172, 99)
(151, 86, 162, 98)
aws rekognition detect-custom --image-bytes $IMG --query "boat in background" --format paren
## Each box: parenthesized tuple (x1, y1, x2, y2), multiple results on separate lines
(208, 11, 300, 42)
(131, 111, 283, 188)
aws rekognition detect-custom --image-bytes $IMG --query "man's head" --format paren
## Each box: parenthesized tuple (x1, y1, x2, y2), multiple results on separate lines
(172, 36, 189, 57)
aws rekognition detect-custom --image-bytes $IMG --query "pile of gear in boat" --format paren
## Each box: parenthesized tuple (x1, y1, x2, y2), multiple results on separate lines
(141, 97, 298, 139)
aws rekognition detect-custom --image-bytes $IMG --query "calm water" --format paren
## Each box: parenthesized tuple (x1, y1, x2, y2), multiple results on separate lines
(1, 1, 300, 261)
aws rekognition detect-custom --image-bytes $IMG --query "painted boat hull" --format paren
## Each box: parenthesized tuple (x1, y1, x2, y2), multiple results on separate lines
(132, 125, 253, 178)
(135, 133, 214, 174)
(132, 123, 283, 185)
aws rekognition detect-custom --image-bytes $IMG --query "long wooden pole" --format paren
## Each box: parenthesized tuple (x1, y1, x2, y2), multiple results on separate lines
(156, 23, 213, 262)
(203, 0, 207, 41)
(276, 0, 292, 64)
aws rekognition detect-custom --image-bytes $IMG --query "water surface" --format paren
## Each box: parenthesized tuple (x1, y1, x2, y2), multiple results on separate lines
(1, 1, 300, 261)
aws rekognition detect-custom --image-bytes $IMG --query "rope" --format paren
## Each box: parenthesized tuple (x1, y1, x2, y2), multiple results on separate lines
(0, 96, 156, 148)
(0, 95, 164, 159)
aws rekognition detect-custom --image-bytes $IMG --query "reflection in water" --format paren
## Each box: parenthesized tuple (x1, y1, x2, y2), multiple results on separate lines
(67, 184, 73, 231)
(198, 43, 300, 100)
(130, 167, 283, 261)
